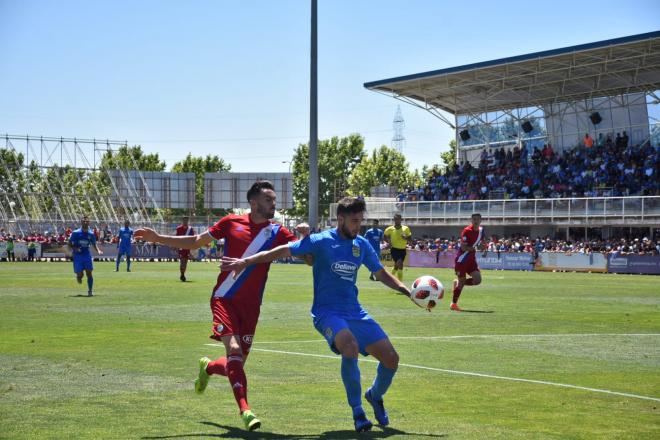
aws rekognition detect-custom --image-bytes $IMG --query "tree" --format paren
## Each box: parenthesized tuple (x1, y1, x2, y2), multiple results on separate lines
(99, 145, 166, 172)
(291, 134, 365, 218)
(347, 145, 417, 196)
(440, 140, 457, 171)
(171, 153, 232, 214)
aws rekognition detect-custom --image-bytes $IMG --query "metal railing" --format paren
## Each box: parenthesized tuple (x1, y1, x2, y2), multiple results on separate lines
(330, 196, 660, 225)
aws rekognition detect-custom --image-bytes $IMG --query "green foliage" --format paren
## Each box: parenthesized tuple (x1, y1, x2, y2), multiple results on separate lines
(291, 134, 365, 218)
(347, 145, 417, 196)
(440, 139, 457, 171)
(171, 153, 231, 215)
(99, 145, 166, 172)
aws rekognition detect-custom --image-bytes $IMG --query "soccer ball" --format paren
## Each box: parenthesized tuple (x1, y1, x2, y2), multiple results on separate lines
(410, 275, 444, 310)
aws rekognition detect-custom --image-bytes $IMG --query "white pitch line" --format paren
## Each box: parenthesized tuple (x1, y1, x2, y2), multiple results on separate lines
(214, 333, 660, 345)
(203, 343, 660, 403)
(388, 333, 660, 340)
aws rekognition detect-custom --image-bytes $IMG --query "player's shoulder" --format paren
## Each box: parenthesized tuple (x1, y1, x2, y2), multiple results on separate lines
(355, 235, 371, 247)
(383, 225, 394, 233)
(224, 213, 249, 224)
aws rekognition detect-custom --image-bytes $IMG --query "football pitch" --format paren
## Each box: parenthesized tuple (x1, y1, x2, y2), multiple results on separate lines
(1, 262, 659, 439)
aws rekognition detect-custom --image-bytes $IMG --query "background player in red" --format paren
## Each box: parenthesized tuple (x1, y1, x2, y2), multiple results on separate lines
(176, 216, 195, 281)
(134, 181, 309, 432)
(451, 213, 487, 312)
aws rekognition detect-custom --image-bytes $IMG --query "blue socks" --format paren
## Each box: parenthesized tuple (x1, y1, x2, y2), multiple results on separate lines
(126, 256, 131, 271)
(341, 357, 362, 410)
(116, 256, 121, 271)
(370, 363, 397, 400)
(87, 276, 93, 292)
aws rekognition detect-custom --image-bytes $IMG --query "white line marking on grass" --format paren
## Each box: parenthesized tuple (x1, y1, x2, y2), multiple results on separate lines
(203, 344, 660, 402)
(388, 333, 660, 340)
(212, 333, 660, 345)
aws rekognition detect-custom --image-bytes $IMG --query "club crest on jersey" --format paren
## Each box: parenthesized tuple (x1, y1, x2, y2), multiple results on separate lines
(324, 327, 333, 339)
(352, 245, 360, 257)
(242, 335, 253, 345)
(215, 323, 224, 333)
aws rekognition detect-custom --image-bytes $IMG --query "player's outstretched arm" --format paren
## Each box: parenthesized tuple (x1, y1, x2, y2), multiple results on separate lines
(134, 228, 213, 250)
(374, 268, 411, 297)
(221, 244, 292, 279)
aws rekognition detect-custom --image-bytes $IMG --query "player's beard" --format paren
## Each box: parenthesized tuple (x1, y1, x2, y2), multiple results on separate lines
(340, 224, 357, 239)
(257, 203, 275, 220)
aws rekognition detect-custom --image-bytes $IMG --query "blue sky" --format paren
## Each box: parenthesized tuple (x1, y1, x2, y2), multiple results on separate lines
(1, 0, 659, 172)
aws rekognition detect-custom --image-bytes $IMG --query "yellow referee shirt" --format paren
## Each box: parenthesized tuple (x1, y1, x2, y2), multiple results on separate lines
(384, 225, 411, 249)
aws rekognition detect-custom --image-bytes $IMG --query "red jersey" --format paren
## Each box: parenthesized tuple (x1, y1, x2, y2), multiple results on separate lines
(208, 214, 296, 305)
(176, 224, 195, 237)
(455, 224, 484, 265)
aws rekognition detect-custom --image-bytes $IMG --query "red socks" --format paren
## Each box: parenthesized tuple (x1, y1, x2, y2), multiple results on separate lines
(206, 357, 227, 376)
(226, 354, 249, 413)
(452, 284, 463, 304)
(453, 278, 475, 303)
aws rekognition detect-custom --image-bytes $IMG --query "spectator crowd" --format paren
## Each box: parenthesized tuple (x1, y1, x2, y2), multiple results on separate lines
(401, 134, 659, 201)
(408, 235, 660, 256)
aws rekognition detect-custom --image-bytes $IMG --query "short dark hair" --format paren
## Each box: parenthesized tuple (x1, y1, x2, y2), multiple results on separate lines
(471, 213, 482, 218)
(247, 180, 275, 201)
(336, 197, 366, 217)
(373, 219, 379, 224)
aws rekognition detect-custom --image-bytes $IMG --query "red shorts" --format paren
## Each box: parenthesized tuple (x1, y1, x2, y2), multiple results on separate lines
(210, 297, 260, 356)
(454, 259, 479, 278)
(179, 249, 190, 259)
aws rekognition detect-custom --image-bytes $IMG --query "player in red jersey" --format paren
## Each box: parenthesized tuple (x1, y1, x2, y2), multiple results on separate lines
(175, 216, 195, 281)
(451, 213, 487, 312)
(135, 181, 309, 431)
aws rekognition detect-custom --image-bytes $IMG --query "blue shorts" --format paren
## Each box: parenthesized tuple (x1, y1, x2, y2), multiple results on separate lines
(313, 313, 388, 356)
(73, 254, 93, 273)
(118, 247, 131, 256)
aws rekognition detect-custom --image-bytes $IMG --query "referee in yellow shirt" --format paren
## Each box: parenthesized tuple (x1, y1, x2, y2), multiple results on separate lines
(383, 213, 412, 281)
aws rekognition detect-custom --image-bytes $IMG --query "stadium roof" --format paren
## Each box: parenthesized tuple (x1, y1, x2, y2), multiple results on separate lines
(365, 31, 660, 119)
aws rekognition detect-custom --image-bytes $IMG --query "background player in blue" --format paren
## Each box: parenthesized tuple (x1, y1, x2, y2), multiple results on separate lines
(68, 215, 103, 296)
(221, 197, 413, 433)
(364, 219, 384, 281)
(115, 219, 133, 272)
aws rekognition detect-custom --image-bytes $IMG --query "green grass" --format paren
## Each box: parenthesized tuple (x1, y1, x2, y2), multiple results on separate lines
(1, 261, 659, 439)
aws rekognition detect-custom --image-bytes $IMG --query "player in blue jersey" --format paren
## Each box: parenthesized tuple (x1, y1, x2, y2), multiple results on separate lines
(68, 215, 103, 296)
(364, 219, 384, 281)
(115, 219, 134, 272)
(221, 197, 412, 432)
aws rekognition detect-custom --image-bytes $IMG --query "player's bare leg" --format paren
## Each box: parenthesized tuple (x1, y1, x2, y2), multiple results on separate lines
(365, 338, 398, 426)
(75, 271, 84, 284)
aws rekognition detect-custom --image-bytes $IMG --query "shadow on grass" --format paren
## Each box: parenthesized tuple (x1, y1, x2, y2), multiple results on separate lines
(67, 294, 95, 298)
(141, 421, 446, 439)
(457, 309, 494, 313)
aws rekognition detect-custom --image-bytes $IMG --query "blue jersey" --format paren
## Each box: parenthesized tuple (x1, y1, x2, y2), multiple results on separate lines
(364, 227, 384, 254)
(118, 227, 133, 249)
(69, 228, 96, 257)
(289, 228, 383, 319)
